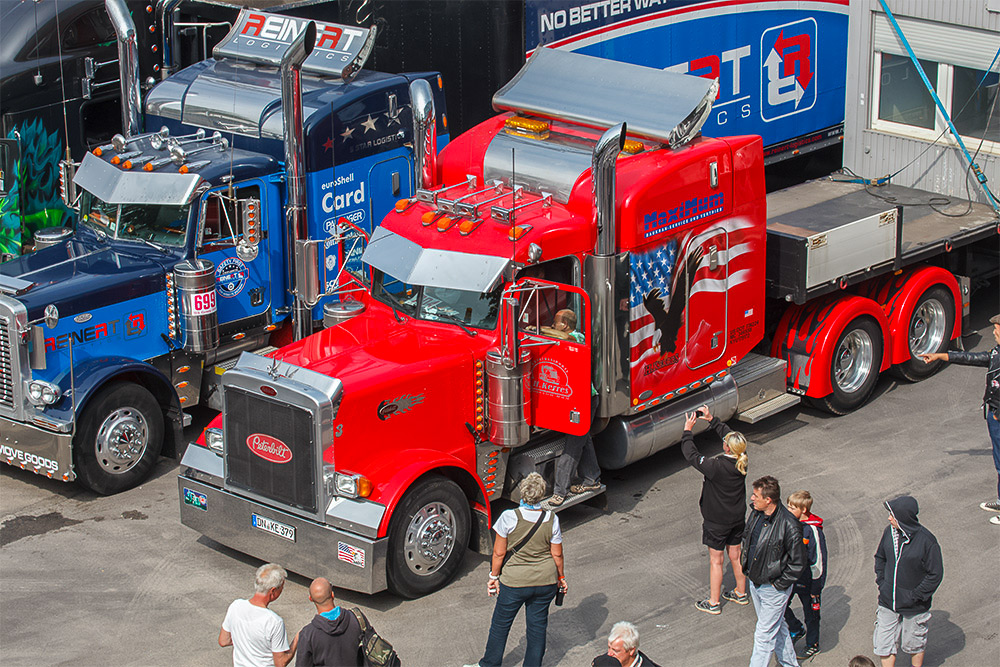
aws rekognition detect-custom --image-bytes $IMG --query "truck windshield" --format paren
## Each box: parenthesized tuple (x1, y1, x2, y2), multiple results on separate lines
(79, 192, 190, 247)
(372, 269, 502, 330)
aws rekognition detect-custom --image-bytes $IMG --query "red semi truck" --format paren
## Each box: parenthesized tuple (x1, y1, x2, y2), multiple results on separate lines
(178, 48, 997, 597)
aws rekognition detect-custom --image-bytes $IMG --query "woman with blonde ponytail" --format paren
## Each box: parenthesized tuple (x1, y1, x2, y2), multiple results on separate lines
(682, 405, 750, 616)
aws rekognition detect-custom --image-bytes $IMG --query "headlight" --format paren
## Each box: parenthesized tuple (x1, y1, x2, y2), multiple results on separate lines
(25, 380, 61, 406)
(334, 472, 373, 498)
(204, 427, 224, 454)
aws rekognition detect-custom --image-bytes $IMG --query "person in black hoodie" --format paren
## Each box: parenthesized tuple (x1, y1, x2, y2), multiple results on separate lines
(296, 577, 363, 667)
(873, 496, 943, 667)
(682, 406, 750, 615)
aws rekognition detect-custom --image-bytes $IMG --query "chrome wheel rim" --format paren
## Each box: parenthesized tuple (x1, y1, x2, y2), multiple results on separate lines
(402, 501, 456, 576)
(834, 329, 874, 394)
(909, 298, 947, 356)
(94, 407, 149, 474)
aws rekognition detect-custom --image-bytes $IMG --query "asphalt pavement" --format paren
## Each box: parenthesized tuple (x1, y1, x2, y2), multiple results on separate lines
(2, 291, 999, 667)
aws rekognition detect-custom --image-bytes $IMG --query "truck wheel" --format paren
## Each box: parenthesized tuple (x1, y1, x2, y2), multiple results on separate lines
(386, 476, 470, 598)
(815, 317, 883, 415)
(889, 286, 954, 382)
(73, 383, 164, 495)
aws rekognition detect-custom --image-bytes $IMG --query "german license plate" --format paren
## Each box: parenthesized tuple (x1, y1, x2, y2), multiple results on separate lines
(251, 513, 295, 542)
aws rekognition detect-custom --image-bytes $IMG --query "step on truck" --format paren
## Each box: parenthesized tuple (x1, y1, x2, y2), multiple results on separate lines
(178, 48, 998, 598)
(0, 7, 448, 494)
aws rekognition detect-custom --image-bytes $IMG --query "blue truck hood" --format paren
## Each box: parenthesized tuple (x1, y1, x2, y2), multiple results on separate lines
(0, 235, 167, 320)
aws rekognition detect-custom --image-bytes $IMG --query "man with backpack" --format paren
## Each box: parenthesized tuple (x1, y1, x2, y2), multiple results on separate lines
(296, 577, 363, 667)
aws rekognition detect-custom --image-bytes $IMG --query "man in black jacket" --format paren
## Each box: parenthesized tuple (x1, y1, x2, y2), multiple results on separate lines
(296, 577, 363, 667)
(873, 496, 943, 667)
(740, 476, 805, 667)
(921, 313, 1000, 525)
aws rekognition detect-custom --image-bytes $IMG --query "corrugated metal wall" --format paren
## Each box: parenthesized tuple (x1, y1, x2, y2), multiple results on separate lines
(844, 0, 1000, 202)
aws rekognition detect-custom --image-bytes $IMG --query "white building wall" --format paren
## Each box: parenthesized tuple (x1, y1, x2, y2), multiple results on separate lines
(844, 0, 1000, 202)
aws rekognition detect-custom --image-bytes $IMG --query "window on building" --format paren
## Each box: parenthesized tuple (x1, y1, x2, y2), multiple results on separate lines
(872, 51, 1000, 154)
(878, 53, 938, 130)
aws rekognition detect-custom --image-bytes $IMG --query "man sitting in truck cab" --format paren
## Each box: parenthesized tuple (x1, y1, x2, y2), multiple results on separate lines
(542, 309, 585, 343)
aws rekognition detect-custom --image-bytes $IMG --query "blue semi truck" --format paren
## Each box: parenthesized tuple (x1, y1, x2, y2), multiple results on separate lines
(0, 8, 447, 493)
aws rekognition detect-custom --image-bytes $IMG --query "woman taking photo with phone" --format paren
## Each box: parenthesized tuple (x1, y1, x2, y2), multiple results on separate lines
(682, 405, 750, 616)
(464, 472, 568, 667)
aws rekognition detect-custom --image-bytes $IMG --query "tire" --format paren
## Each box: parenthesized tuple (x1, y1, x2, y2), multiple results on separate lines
(73, 382, 164, 495)
(889, 286, 955, 383)
(815, 317, 884, 415)
(386, 476, 471, 598)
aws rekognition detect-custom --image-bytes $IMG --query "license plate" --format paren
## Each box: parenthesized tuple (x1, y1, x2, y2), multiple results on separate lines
(251, 513, 296, 542)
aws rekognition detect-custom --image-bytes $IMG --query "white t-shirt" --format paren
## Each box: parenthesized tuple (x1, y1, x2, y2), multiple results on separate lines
(493, 507, 563, 544)
(222, 598, 290, 667)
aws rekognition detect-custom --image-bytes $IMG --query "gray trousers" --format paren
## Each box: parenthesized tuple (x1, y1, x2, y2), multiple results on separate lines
(553, 396, 601, 496)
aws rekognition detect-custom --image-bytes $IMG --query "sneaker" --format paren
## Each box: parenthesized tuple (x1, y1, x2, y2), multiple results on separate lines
(695, 599, 721, 615)
(789, 628, 805, 643)
(570, 482, 602, 494)
(980, 500, 1000, 512)
(463, 663, 480, 667)
(722, 589, 749, 605)
(990, 515, 1000, 525)
(797, 645, 820, 660)
(547, 494, 565, 507)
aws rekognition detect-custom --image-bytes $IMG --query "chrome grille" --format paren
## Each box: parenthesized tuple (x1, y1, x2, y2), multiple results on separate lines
(0, 313, 12, 411)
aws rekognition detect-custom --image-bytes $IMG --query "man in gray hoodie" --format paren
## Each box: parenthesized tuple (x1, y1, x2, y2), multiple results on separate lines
(296, 578, 363, 667)
(872, 496, 943, 667)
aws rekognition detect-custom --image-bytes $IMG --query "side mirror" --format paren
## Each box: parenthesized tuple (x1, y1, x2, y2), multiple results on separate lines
(0, 137, 19, 197)
(28, 307, 57, 371)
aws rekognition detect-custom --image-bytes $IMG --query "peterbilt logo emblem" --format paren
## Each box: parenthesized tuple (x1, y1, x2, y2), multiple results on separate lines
(377, 393, 425, 421)
(246, 434, 292, 463)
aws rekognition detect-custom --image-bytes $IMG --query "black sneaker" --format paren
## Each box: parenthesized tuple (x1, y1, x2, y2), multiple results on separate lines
(797, 644, 819, 660)
(722, 589, 749, 605)
(980, 500, 1000, 512)
(789, 628, 805, 643)
(695, 599, 721, 615)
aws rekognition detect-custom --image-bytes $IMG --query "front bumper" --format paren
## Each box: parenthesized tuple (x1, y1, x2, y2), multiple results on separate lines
(178, 447, 388, 594)
(0, 418, 75, 481)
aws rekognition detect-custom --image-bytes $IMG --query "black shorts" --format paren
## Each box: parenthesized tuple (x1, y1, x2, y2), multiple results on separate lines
(702, 520, 745, 550)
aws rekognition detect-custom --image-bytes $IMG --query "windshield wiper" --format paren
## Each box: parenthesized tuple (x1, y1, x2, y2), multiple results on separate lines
(435, 311, 477, 337)
(378, 288, 408, 323)
(131, 235, 169, 254)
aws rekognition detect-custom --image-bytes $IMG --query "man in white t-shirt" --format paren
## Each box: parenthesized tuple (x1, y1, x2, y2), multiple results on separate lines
(219, 563, 298, 667)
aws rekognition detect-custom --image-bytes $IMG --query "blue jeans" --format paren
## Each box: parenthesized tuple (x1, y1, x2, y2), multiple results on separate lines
(480, 582, 558, 667)
(988, 408, 1000, 500)
(749, 581, 799, 667)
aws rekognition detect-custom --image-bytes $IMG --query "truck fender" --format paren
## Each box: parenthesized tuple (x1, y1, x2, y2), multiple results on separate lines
(853, 266, 961, 366)
(67, 356, 183, 456)
(366, 451, 488, 538)
(771, 295, 890, 398)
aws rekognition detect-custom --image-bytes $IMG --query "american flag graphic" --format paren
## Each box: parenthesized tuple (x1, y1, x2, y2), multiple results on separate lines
(629, 218, 758, 375)
(630, 240, 679, 371)
(338, 541, 365, 568)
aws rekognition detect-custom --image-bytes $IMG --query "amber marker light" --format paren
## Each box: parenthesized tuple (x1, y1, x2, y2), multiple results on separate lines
(395, 199, 409, 212)
(504, 115, 549, 140)
(508, 225, 530, 241)
(622, 139, 645, 155)
(357, 477, 374, 498)
(421, 211, 436, 226)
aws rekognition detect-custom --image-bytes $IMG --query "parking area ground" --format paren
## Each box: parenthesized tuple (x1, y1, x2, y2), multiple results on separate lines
(2, 293, 998, 666)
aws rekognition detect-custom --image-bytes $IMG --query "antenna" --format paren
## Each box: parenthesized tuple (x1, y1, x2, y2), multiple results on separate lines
(510, 147, 516, 261)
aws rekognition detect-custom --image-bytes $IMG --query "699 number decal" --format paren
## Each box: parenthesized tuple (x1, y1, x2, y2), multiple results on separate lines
(184, 290, 217, 315)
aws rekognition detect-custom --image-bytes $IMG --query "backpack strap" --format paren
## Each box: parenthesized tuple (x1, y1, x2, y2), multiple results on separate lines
(352, 607, 370, 636)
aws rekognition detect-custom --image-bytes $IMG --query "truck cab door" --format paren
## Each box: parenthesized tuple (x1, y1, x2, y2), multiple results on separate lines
(367, 155, 412, 235)
(684, 227, 730, 371)
(197, 180, 271, 328)
(513, 279, 592, 436)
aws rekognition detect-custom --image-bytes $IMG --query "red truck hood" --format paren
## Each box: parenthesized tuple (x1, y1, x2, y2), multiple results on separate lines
(269, 303, 492, 493)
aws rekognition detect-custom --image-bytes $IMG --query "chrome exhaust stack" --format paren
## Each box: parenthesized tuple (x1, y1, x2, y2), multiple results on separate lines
(409, 79, 438, 189)
(105, 0, 142, 138)
(589, 123, 626, 421)
(280, 21, 317, 341)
